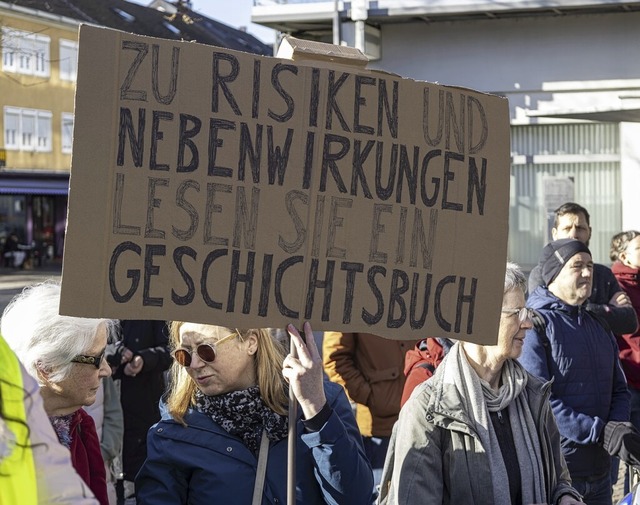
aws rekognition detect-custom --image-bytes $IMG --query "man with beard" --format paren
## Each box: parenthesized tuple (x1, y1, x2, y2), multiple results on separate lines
(528, 202, 636, 336)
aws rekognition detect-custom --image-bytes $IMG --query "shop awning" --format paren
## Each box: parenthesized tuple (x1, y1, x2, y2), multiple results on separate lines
(0, 174, 70, 195)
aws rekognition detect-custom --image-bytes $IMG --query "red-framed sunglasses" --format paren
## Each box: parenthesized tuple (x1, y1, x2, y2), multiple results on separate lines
(173, 330, 239, 367)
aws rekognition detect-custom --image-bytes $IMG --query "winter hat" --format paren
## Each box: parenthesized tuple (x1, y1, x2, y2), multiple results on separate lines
(539, 238, 591, 287)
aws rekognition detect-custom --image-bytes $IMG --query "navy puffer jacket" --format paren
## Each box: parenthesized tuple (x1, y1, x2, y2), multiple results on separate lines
(520, 286, 630, 479)
(135, 380, 374, 504)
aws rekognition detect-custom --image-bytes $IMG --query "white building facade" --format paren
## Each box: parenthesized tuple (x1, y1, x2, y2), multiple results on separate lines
(252, 0, 640, 268)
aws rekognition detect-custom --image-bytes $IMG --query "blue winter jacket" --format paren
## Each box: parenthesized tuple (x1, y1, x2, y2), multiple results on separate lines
(520, 286, 630, 479)
(135, 380, 374, 505)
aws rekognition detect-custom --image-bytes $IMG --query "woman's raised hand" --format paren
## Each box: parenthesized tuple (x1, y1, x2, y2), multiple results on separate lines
(283, 321, 327, 420)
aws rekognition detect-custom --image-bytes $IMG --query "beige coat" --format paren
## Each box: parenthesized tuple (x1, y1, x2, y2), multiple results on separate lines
(21, 364, 99, 504)
(378, 351, 581, 505)
(323, 332, 419, 437)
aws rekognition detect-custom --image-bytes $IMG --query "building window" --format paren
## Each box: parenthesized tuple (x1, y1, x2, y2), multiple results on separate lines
(2, 27, 50, 77)
(4, 109, 19, 148)
(61, 113, 74, 154)
(59, 39, 78, 82)
(3, 107, 52, 152)
(112, 8, 136, 22)
(21, 111, 35, 149)
(163, 22, 181, 35)
(37, 114, 51, 150)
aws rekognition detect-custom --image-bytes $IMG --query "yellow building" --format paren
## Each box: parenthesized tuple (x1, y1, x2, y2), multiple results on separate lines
(0, 3, 79, 265)
(0, 0, 271, 268)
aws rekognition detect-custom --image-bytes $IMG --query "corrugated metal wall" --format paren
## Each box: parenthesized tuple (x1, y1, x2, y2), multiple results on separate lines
(509, 123, 621, 269)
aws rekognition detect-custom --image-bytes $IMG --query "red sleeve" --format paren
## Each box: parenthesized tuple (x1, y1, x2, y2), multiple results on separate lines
(401, 339, 446, 407)
(401, 366, 432, 407)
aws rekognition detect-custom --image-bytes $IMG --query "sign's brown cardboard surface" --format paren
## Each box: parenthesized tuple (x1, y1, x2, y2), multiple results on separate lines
(60, 25, 511, 344)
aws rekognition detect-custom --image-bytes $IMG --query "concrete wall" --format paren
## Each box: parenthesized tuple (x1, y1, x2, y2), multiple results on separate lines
(620, 122, 640, 231)
(373, 11, 640, 99)
(372, 9, 640, 238)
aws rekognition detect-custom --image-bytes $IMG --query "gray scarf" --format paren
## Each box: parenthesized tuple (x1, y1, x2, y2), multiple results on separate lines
(453, 343, 546, 504)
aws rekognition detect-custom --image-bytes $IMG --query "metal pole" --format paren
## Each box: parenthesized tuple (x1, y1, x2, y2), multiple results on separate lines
(333, 0, 341, 46)
(287, 333, 298, 505)
(355, 20, 365, 52)
(351, 0, 368, 52)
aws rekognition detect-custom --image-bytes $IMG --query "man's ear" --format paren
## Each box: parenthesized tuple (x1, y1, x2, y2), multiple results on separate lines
(551, 228, 558, 240)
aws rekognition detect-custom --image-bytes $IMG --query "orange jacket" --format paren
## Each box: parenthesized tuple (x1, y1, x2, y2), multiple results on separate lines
(322, 332, 419, 437)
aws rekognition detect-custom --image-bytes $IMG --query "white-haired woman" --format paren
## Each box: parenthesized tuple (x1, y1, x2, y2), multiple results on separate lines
(1, 281, 114, 505)
(1, 333, 98, 504)
(136, 321, 374, 504)
(378, 262, 584, 505)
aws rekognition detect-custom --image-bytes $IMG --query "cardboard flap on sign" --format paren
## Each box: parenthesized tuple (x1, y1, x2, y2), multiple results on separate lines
(277, 35, 369, 69)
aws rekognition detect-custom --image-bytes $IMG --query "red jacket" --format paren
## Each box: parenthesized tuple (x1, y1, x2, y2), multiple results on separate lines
(70, 409, 109, 505)
(401, 338, 448, 407)
(612, 261, 640, 389)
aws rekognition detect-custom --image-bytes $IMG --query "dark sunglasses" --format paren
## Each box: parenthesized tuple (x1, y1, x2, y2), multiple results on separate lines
(173, 330, 239, 367)
(71, 348, 106, 369)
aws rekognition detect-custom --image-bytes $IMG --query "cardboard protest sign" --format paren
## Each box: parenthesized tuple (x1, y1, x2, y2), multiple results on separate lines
(60, 25, 511, 344)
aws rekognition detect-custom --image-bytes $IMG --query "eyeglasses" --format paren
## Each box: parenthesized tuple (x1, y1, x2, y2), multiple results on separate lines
(501, 307, 533, 323)
(71, 348, 106, 369)
(173, 330, 239, 367)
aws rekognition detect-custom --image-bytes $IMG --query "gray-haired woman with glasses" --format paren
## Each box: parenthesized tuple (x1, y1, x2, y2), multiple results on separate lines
(379, 262, 584, 505)
(136, 321, 374, 504)
(1, 281, 115, 505)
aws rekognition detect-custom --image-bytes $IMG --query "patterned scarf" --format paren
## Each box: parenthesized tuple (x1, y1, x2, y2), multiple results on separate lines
(49, 414, 74, 448)
(194, 386, 288, 455)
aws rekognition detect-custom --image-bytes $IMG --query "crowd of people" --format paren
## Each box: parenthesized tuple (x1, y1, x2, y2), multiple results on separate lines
(2, 200, 640, 505)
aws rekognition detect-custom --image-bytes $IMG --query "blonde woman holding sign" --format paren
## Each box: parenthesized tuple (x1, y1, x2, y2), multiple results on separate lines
(136, 321, 373, 504)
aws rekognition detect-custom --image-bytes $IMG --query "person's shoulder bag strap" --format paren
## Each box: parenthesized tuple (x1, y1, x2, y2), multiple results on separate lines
(252, 429, 270, 505)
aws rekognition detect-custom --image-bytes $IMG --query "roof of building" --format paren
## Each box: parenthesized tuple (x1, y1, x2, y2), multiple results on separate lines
(1, 0, 272, 55)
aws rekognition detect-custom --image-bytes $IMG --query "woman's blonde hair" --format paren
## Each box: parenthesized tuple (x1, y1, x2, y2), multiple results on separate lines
(610, 230, 640, 262)
(166, 322, 289, 425)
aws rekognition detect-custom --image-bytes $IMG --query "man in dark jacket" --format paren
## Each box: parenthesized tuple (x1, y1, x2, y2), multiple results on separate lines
(528, 202, 637, 336)
(107, 320, 171, 502)
(521, 238, 640, 505)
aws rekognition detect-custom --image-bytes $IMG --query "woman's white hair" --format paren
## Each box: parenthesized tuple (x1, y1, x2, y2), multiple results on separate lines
(504, 261, 527, 294)
(0, 280, 115, 384)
